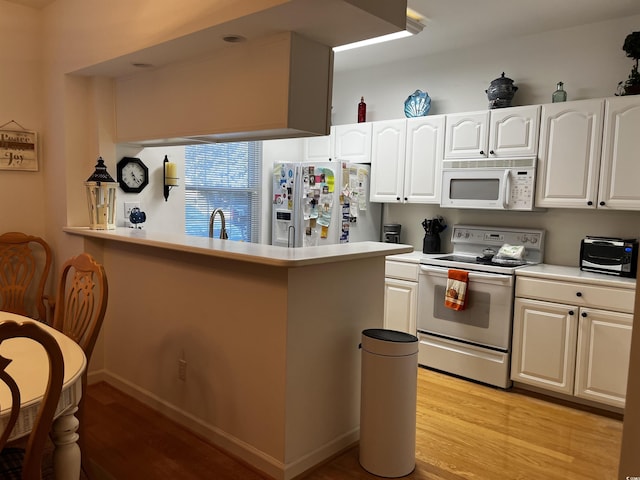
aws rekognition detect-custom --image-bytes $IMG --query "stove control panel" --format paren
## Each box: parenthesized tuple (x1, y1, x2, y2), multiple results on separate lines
(449, 225, 545, 261)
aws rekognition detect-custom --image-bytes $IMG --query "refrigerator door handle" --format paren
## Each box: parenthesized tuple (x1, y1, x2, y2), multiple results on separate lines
(288, 225, 296, 248)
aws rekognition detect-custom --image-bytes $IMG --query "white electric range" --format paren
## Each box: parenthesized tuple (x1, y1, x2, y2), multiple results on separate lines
(417, 225, 545, 388)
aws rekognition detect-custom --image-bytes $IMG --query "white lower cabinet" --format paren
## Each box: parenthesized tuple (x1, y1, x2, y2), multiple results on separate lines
(384, 260, 418, 335)
(511, 297, 578, 395)
(574, 308, 632, 406)
(511, 275, 634, 409)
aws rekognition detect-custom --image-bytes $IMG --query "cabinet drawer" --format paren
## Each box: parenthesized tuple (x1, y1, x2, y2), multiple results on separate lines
(516, 277, 635, 313)
(385, 261, 419, 281)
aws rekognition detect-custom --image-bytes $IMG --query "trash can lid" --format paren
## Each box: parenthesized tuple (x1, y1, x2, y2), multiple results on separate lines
(361, 329, 418, 356)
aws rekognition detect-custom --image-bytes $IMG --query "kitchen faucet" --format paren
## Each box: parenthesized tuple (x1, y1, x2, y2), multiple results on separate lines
(209, 208, 228, 239)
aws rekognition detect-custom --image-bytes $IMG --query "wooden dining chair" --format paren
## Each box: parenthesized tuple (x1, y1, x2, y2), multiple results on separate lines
(51, 252, 107, 478)
(0, 319, 64, 480)
(0, 232, 52, 323)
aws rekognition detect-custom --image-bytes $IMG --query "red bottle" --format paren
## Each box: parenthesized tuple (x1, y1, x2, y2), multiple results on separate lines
(358, 96, 366, 123)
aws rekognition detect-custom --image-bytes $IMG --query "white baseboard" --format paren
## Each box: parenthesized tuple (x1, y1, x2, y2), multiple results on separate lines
(97, 371, 358, 480)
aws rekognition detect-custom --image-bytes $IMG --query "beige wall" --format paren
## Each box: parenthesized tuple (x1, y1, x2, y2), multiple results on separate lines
(0, 2, 46, 236)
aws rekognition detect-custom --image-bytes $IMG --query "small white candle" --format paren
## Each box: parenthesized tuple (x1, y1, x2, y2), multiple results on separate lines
(165, 161, 179, 186)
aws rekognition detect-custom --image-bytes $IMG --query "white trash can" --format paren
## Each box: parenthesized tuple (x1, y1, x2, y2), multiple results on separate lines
(359, 328, 418, 478)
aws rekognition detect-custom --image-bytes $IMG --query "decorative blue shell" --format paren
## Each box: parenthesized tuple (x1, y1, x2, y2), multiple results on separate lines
(404, 90, 431, 117)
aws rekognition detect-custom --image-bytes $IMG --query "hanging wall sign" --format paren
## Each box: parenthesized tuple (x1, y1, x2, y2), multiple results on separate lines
(0, 129, 38, 171)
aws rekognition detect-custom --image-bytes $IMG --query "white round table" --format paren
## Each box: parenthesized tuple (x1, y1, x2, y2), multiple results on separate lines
(0, 312, 86, 479)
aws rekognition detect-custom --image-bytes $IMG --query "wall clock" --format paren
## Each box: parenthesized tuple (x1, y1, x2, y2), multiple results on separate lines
(117, 157, 149, 193)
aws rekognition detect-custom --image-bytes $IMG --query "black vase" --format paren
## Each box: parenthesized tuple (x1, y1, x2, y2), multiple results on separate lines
(423, 233, 440, 254)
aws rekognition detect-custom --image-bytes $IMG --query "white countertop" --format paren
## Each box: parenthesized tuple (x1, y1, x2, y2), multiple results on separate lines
(516, 264, 637, 289)
(64, 227, 413, 267)
(387, 253, 638, 290)
(386, 250, 424, 263)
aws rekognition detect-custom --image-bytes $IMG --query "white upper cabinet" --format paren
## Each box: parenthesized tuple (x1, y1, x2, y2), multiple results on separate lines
(369, 116, 445, 204)
(333, 123, 372, 163)
(488, 106, 540, 157)
(444, 106, 540, 159)
(535, 99, 605, 208)
(536, 96, 640, 210)
(303, 134, 333, 162)
(404, 116, 445, 203)
(369, 119, 407, 203)
(598, 96, 640, 210)
(444, 111, 489, 158)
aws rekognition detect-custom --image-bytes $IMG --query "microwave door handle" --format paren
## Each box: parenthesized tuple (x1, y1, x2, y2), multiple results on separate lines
(502, 170, 511, 209)
(288, 225, 295, 247)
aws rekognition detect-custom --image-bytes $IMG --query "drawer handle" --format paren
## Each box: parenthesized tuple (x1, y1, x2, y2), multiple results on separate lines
(576, 292, 582, 297)
(581, 312, 588, 318)
(568, 310, 575, 316)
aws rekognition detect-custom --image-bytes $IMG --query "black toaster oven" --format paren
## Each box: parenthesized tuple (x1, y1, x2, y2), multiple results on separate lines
(580, 237, 638, 278)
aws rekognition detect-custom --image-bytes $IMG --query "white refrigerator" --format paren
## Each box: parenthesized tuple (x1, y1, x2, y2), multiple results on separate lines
(271, 161, 381, 248)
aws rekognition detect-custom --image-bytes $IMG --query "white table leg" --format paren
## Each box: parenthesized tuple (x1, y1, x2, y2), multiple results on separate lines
(51, 405, 81, 480)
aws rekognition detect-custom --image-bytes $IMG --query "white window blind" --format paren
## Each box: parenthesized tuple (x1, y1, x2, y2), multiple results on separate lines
(184, 142, 262, 242)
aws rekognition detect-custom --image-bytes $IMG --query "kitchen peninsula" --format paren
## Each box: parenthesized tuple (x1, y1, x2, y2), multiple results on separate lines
(65, 227, 411, 480)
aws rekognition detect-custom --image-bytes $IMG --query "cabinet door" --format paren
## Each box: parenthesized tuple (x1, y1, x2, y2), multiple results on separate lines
(333, 123, 372, 163)
(535, 99, 604, 208)
(303, 134, 333, 162)
(488, 105, 540, 157)
(598, 96, 640, 210)
(444, 111, 489, 159)
(574, 308, 632, 408)
(511, 298, 578, 394)
(370, 119, 406, 203)
(384, 277, 417, 335)
(404, 115, 445, 203)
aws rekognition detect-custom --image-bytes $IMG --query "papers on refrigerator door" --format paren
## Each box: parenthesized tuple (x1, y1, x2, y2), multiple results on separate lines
(301, 166, 335, 245)
(341, 166, 369, 214)
(273, 163, 295, 210)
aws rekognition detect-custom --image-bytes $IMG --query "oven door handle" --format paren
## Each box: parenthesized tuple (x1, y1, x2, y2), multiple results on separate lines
(419, 265, 513, 283)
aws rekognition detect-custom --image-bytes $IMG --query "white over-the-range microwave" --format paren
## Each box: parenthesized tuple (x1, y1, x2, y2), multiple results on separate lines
(440, 157, 537, 211)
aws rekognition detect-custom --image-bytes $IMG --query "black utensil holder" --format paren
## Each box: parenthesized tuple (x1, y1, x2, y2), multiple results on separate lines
(423, 233, 440, 254)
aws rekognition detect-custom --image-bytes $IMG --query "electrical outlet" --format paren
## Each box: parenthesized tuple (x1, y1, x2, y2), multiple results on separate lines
(124, 202, 141, 228)
(178, 359, 187, 381)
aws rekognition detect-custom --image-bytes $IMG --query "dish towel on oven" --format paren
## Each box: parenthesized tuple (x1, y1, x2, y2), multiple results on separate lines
(445, 269, 469, 311)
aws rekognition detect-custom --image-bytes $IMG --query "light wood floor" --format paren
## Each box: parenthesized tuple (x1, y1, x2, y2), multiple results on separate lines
(84, 367, 623, 480)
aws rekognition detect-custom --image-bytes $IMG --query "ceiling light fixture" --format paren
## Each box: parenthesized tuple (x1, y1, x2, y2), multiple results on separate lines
(223, 34, 247, 43)
(333, 9, 425, 53)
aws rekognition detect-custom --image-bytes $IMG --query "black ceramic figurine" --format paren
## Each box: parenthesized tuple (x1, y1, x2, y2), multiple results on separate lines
(129, 207, 146, 229)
